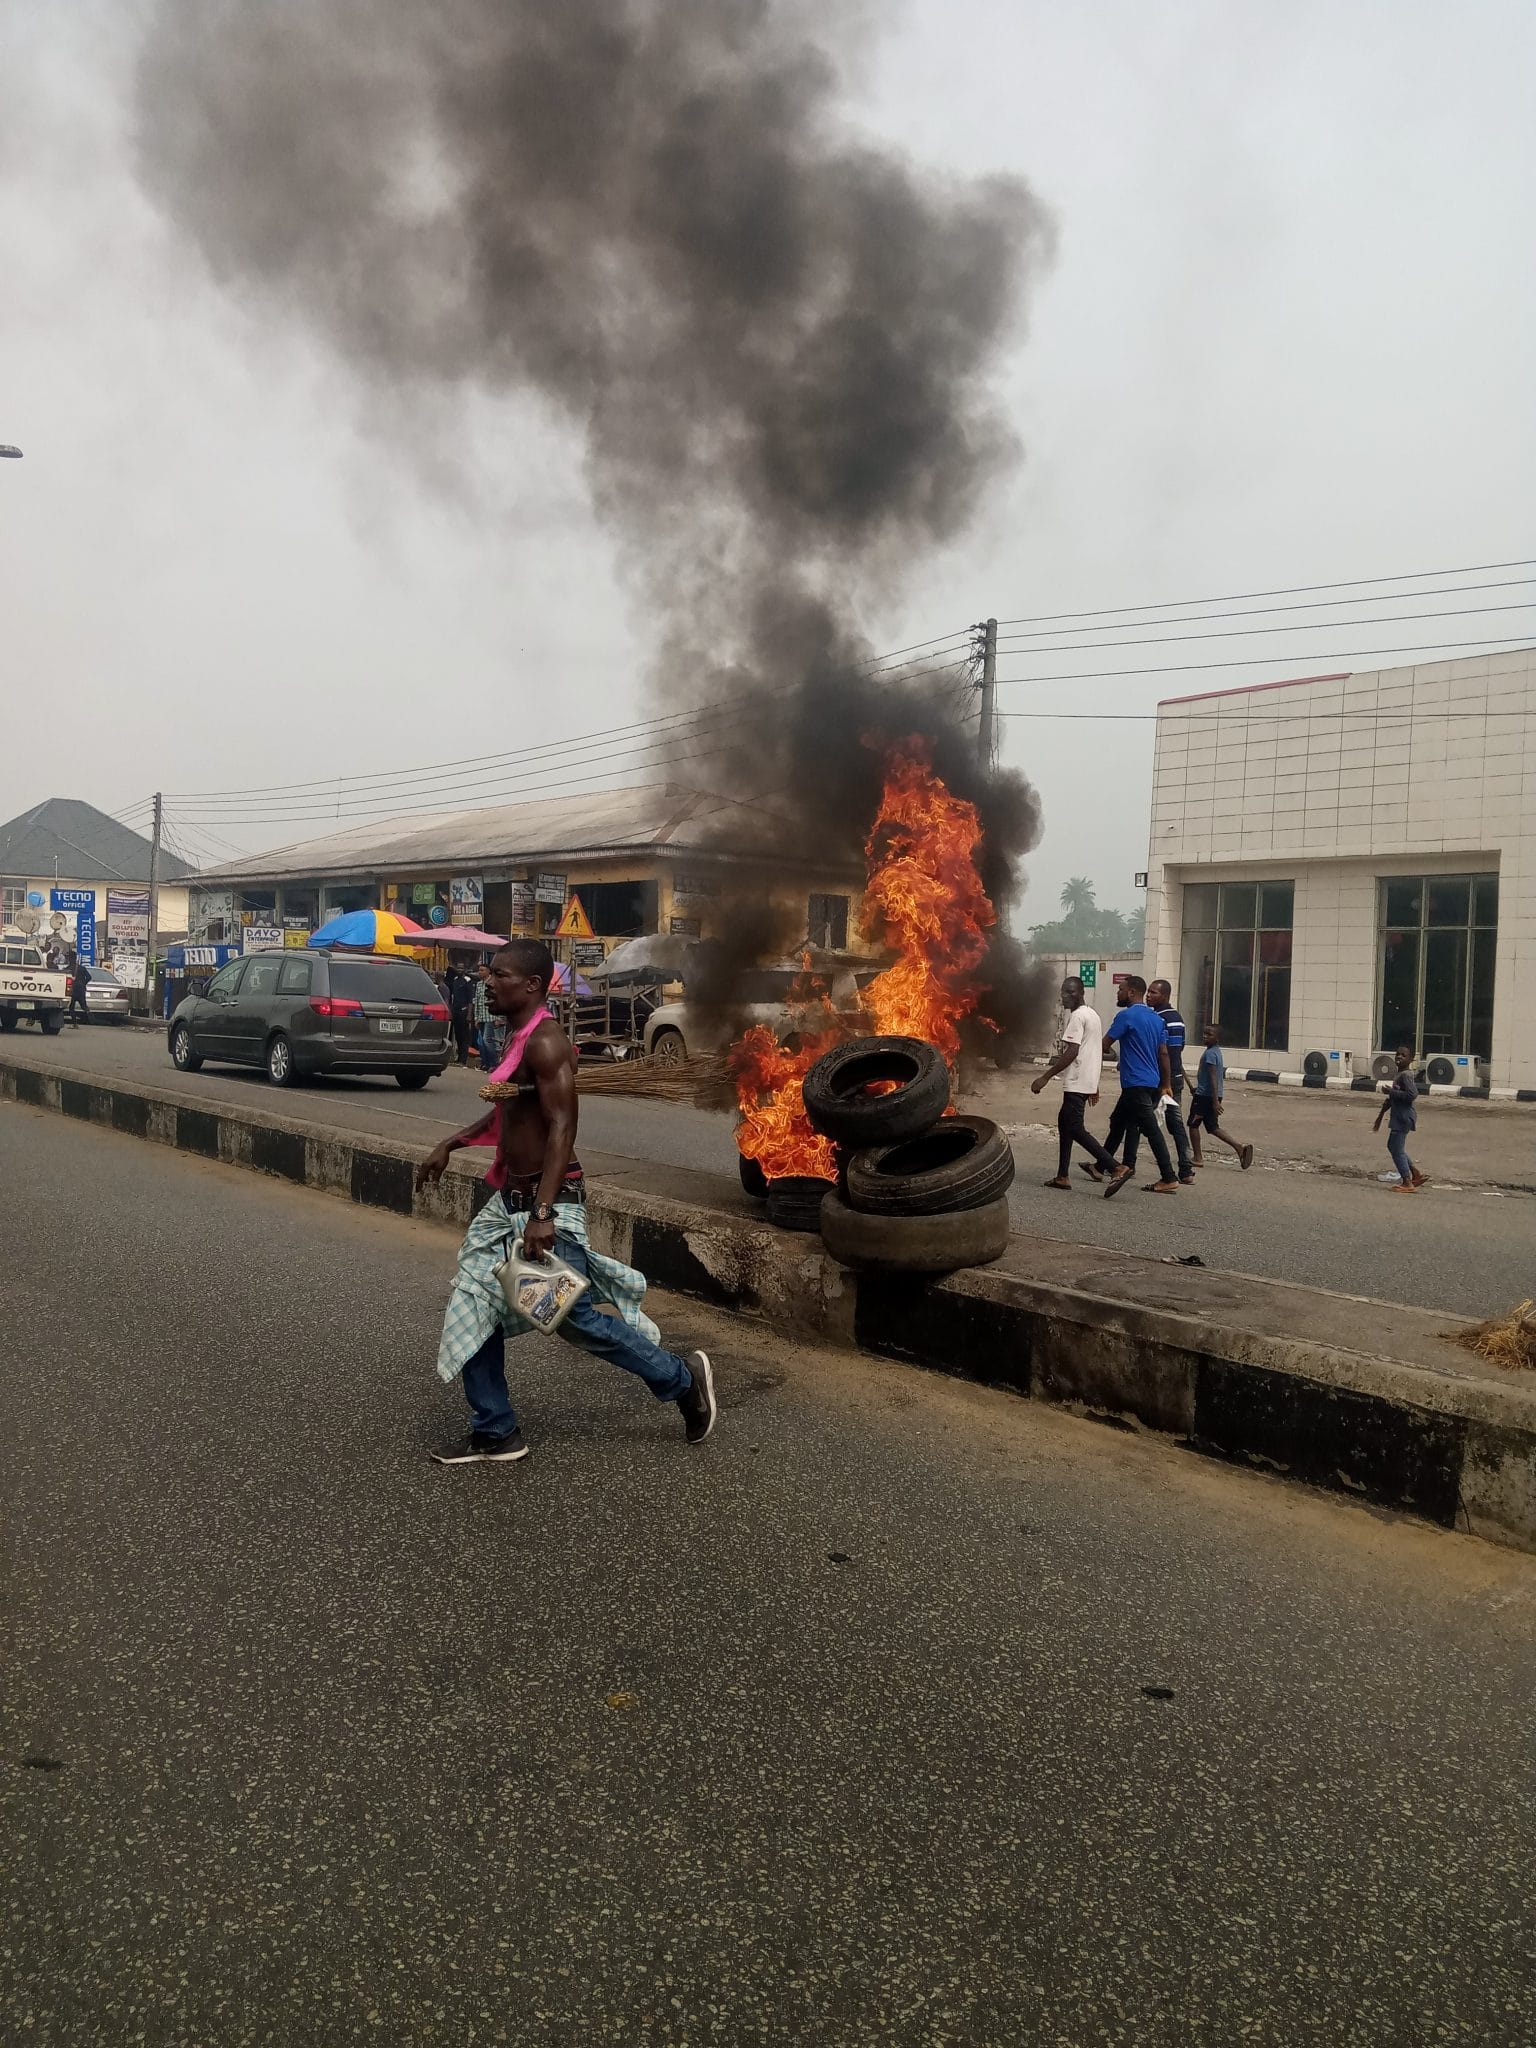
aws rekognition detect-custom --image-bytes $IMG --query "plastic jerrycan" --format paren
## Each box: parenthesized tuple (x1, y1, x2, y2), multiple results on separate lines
(495, 1238, 591, 1332)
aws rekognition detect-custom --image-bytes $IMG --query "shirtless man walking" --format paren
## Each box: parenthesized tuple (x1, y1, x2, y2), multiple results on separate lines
(415, 938, 717, 1464)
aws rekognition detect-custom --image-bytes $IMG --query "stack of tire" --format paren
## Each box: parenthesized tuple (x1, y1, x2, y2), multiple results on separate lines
(804, 1036, 1015, 1273)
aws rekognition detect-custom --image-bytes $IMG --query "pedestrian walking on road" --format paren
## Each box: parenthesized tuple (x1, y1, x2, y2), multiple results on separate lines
(1116, 978, 1196, 1185)
(446, 965, 475, 1065)
(415, 938, 717, 1464)
(471, 962, 503, 1070)
(1374, 1045, 1426, 1192)
(67, 959, 91, 1027)
(1186, 1026, 1255, 1171)
(1032, 975, 1118, 1190)
(1094, 976, 1179, 1196)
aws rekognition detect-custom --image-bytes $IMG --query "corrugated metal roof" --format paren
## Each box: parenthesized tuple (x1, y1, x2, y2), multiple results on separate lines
(0, 798, 194, 884)
(191, 783, 811, 885)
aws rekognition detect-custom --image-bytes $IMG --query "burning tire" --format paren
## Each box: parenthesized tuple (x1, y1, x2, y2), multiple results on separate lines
(766, 1174, 835, 1233)
(739, 1151, 769, 1201)
(844, 1116, 1015, 1217)
(819, 1190, 1011, 1274)
(801, 1036, 949, 1146)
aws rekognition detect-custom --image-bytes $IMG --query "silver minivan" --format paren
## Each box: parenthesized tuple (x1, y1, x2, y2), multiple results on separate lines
(167, 949, 451, 1088)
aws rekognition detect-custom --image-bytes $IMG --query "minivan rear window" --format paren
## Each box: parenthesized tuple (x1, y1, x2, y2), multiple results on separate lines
(328, 958, 440, 1003)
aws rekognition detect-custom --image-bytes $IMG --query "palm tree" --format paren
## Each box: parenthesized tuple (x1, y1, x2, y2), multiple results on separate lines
(1060, 876, 1097, 921)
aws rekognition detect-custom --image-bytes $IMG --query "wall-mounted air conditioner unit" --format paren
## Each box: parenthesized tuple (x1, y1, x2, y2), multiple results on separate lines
(1302, 1049, 1353, 1082)
(1424, 1054, 1486, 1088)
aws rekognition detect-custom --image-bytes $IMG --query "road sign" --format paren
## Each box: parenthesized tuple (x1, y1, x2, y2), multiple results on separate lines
(1078, 960, 1097, 988)
(554, 893, 595, 940)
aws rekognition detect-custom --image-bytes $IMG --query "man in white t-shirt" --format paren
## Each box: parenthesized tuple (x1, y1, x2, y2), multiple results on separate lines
(1031, 975, 1123, 1192)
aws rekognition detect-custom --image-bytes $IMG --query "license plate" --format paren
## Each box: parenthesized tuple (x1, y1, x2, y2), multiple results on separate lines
(13, 1001, 34, 1011)
(377, 1017, 405, 1034)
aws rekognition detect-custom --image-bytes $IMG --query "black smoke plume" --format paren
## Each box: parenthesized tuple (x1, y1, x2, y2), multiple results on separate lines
(136, 0, 1056, 1041)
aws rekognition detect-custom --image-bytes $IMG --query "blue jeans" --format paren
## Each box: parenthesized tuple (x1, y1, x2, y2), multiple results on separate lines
(1387, 1128, 1417, 1183)
(476, 1023, 502, 1069)
(460, 1236, 693, 1440)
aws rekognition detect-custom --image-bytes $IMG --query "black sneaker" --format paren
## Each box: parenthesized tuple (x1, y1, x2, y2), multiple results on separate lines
(678, 1351, 717, 1444)
(429, 1428, 529, 1466)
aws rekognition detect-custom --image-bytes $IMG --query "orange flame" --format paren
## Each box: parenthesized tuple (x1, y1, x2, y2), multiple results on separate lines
(732, 739, 996, 1181)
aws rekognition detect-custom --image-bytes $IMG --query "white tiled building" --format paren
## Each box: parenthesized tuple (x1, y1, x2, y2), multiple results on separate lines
(1141, 647, 1536, 1091)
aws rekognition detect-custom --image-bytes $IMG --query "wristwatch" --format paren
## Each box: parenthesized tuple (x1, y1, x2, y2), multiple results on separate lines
(530, 1202, 557, 1224)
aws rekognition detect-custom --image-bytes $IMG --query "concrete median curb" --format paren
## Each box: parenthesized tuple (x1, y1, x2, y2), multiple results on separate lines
(6, 1048, 1534, 1554)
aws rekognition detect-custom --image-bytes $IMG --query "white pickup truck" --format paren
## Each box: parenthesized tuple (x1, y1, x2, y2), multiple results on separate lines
(0, 939, 68, 1034)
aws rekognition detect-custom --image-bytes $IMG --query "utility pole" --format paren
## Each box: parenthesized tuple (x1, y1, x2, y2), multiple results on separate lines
(146, 791, 163, 1018)
(977, 616, 998, 773)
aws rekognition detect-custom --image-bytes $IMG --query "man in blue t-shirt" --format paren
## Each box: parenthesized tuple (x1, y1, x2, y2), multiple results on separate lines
(1117, 976, 1195, 1182)
(1096, 975, 1179, 1195)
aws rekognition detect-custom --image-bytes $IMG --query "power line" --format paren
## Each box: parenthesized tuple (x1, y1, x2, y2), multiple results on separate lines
(997, 703, 1536, 724)
(160, 640, 975, 813)
(993, 557, 1536, 627)
(163, 698, 731, 803)
(994, 586, 1534, 642)
(171, 711, 750, 818)
(860, 628, 980, 667)
(994, 636, 1533, 685)
(171, 654, 982, 823)
(991, 604, 1536, 657)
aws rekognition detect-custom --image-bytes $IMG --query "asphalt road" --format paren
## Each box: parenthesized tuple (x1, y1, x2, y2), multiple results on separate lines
(9, 1027, 1531, 1319)
(4, 1103, 1534, 2046)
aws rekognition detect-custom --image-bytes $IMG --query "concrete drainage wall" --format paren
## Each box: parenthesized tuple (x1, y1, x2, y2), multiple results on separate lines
(5, 1054, 1535, 1554)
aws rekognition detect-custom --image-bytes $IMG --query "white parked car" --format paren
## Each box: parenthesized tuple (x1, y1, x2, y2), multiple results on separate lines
(643, 965, 872, 1064)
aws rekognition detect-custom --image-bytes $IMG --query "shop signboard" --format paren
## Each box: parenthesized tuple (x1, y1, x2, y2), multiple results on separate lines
(107, 890, 151, 944)
(535, 871, 567, 906)
(672, 872, 720, 904)
(1078, 960, 1097, 988)
(243, 925, 285, 953)
(283, 928, 311, 949)
(450, 875, 484, 917)
(51, 887, 95, 914)
(509, 882, 536, 930)
(669, 916, 702, 938)
(411, 882, 439, 906)
(571, 940, 607, 968)
(74, 908, 97, 964)
(115, 955, 147, 989)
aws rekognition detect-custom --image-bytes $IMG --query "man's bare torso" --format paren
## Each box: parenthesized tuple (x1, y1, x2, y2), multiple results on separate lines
(495, 1013, 579, 1178)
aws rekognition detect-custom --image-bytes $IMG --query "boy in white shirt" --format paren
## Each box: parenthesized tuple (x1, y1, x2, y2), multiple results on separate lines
(1031, 976, 1123, 1192)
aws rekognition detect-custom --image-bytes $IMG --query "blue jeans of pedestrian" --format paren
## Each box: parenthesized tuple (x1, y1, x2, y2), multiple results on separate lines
(460, 1237, 693, 1440)
(476, 1023, 501, 1069)
(1387, 1128, 1417, 1183)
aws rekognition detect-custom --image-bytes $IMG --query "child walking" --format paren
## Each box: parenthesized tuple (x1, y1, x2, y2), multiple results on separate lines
(1186, 1026, 1255, 1171)
(1374, 1045, 1426, 1191)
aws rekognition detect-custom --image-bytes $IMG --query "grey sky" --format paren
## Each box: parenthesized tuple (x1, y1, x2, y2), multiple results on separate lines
(2, 0, 1532, 930)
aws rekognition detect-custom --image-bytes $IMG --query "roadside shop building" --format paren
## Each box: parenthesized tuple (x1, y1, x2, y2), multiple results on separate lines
(187, 784, 868, 965)
(1140, 647, 1536, 1090)
(0, 797, 193, 972)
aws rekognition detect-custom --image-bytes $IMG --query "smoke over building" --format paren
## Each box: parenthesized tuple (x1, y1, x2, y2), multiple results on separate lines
(136, 0, 1056, 1034)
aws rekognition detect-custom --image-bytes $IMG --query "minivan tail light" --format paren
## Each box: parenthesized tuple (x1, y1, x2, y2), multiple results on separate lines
(310, 995, 364, 1019)
(421, 1002, 449, 1022)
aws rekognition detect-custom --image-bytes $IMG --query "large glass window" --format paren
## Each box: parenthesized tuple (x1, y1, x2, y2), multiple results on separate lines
(1180, 880, 1293, 1051)
(1377, 872, 1497, 1058)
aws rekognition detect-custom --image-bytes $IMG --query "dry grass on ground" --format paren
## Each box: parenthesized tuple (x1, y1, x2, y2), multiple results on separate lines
(1451, 1300, 1536, 1372)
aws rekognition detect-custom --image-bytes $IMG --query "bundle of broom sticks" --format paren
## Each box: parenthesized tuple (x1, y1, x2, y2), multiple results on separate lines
(480, 1053, 731, 1104)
